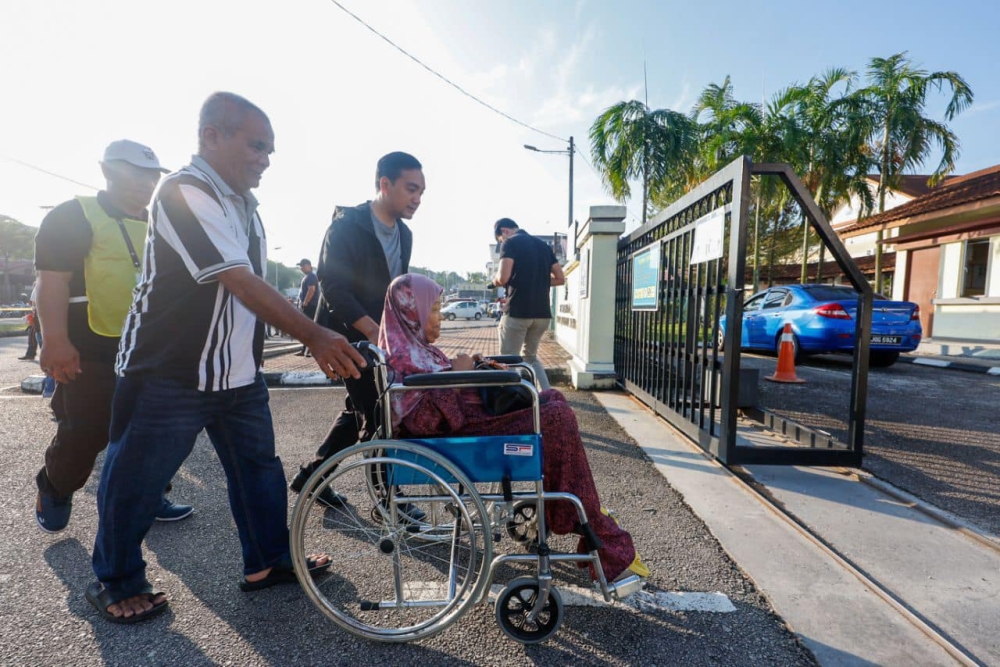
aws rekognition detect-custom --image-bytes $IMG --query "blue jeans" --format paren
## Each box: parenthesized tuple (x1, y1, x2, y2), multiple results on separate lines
(92, 374, 289, 602)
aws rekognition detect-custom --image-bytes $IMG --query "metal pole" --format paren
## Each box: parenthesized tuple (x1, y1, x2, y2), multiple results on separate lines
(569, 136, 577, 261)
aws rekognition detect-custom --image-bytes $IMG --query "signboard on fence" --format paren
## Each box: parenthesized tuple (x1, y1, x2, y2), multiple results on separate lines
(631, 241, 660, 310)
(690, 208, 725, 265)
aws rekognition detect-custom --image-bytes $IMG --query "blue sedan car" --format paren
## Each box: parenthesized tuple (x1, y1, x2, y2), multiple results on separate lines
(719, 284, 922, 367)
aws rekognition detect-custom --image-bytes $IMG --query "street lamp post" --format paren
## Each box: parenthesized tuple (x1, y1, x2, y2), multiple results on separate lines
(524, 136, 576, 261)
(271, 246, 282, 290)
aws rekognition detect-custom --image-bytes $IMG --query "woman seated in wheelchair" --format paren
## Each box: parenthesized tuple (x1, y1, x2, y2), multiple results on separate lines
(378, 273, 648, 583)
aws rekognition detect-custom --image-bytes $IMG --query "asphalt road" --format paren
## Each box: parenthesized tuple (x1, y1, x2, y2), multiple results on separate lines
(0, 337, 812, 666)
(742, 351, 1000, 535)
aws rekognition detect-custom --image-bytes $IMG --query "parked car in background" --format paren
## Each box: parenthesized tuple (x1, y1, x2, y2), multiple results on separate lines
(718, 284, 922, 367)
(441, 301, 483, 321)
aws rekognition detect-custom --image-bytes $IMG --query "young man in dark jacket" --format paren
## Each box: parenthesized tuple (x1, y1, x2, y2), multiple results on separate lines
(290, 152, 424, 505)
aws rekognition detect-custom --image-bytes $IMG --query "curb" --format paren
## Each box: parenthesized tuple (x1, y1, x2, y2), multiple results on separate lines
(263, 370, 337, 388)
(897, 355, 1000, 376)
(262, 343, 301, 359)
(21, 375, 44, 394)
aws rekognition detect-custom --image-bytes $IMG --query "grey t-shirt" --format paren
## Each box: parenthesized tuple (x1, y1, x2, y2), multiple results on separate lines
(371, 210, 402, 279)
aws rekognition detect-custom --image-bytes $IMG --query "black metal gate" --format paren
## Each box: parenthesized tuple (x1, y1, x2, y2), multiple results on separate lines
(614, 157, 871, 466)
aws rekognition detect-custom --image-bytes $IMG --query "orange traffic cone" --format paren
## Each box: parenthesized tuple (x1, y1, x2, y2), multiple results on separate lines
(766, 323, 805, 384)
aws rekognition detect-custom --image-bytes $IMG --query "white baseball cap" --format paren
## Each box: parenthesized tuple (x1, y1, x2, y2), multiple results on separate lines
(101, 139, 169, 173)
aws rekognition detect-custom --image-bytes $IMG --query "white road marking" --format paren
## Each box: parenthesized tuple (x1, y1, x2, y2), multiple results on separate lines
(405, 581, 735, 613)
(913, 358, 950, 368)
(988, 367, 1000, 376)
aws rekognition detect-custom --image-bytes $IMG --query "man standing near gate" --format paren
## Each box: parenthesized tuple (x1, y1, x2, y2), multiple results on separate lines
(491, 218, 565, 391)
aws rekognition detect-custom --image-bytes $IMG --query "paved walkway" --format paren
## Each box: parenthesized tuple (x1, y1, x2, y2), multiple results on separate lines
(599, 391, 1000, 665)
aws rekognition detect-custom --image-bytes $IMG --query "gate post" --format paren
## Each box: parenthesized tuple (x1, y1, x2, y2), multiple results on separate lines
(562, 205, 626, 389)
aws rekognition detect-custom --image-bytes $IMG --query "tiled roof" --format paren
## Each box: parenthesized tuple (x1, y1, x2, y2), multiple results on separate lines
(866, 174, 946, 198)
(842, 165, 1000, 235)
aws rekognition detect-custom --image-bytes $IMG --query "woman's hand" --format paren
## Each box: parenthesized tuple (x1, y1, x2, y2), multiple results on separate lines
(451, 353, 475, 372)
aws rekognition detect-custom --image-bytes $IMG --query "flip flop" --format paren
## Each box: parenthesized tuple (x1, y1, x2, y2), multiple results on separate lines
(240, 556, 331, 592)
(85, 582, 168, 624)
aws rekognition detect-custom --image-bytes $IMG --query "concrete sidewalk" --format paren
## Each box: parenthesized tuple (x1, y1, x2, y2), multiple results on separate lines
(598, 390, 1000, 666)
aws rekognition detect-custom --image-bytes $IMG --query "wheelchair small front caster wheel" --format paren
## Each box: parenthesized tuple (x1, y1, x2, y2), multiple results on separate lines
(505, 501, 539, 549)
(494, 577, 563, 644)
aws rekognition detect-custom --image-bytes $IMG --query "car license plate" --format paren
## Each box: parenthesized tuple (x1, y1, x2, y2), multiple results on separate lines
(870, 335, 902, 345)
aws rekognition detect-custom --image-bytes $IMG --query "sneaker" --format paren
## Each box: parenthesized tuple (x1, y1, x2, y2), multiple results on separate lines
(155, 499, 194, 522)
(316, 486, 347, 508)
(36, 491, 72, 533)
(290, 462, 348, 507)
(289, 462, 319, 493)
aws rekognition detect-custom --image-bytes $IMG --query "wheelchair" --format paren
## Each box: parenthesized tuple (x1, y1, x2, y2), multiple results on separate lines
(289, 343, 644, 644)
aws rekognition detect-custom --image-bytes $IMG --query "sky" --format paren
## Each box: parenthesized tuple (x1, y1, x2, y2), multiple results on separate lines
(2, 0, 1000, 276)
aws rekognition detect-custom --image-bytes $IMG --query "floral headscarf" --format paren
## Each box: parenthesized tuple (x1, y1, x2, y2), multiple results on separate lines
(378, 273, 453, 425)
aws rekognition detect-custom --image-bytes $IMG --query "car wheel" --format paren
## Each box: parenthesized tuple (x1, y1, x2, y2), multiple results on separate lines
(474, 312, 482, 320)
(869, 351, 900, 368)
(775, 331, 802, 364)
(447, 313, 456, 321)
(716, 327, 725, 351)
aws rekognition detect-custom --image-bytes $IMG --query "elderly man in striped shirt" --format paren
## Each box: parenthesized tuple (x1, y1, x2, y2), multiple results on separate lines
(86, 92, 367, 624)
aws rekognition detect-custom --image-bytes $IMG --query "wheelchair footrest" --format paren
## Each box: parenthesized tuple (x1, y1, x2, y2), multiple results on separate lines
(579, 521, 602, 552)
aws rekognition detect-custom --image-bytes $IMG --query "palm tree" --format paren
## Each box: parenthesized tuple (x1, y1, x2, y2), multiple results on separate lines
(589, 100, 697, 225)
(781, 69, 874, 283)
(853, 52, 973, 289)
(690, 76, 765, 179)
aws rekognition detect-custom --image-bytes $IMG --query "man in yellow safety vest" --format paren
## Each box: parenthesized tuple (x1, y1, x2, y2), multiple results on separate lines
(33, 140, 193, 532)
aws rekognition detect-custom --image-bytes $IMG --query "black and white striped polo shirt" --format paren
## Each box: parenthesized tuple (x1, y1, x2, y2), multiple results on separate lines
(116, 156, 266, 391)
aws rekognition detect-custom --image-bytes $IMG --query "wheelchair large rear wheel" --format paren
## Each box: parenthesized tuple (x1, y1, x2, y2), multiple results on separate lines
(291, 441, 492, 643)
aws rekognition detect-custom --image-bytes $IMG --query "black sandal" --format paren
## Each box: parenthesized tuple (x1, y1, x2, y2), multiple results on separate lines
(85, 582, 168, 624)
(240, 556, 331, 592)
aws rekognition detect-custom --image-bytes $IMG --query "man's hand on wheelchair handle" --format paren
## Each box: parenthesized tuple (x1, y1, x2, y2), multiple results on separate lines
(308, 328, 367, 380)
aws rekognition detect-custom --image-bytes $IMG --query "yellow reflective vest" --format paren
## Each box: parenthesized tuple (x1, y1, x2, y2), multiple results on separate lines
(75, 196, 147, 337)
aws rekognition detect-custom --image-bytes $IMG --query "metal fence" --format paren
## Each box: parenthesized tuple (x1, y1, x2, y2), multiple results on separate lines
(614, 157, 870, 466)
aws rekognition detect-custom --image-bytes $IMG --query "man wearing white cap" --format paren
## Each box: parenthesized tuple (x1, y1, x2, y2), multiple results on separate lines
(33, 139, 193, 533)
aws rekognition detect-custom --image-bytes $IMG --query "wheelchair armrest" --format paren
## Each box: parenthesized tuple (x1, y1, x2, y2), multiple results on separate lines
(402, 370, 523, 387)
(485, 355, 524, 364)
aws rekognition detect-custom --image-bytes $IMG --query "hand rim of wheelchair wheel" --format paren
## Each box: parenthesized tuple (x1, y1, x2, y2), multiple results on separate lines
(494, 577, 564, 644)
(289, 441, 494, 643)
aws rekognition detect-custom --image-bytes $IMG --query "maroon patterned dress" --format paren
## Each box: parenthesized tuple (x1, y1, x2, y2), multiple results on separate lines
(398, 386, 636, 581)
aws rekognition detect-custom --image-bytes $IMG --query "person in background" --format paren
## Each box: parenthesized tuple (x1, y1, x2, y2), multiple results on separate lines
(294, 258, 318, 356)
(289, 151, 424, 507)
(491, 218, 565, 391)
(87, 92, 366, 623)
(32, 139, 193, 534)
(19, 291, 38, 360)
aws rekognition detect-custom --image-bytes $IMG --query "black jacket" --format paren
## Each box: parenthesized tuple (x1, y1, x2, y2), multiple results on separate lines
(316, 201, 412, 342)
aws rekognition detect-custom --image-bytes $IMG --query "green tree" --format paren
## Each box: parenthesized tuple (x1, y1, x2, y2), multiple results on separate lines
(853, 52, 973, 288)
(0, 215, 36, 302)
(690, 76, 765, 179)
(589, 100, 697, 225)
(775, 69, 874, 282)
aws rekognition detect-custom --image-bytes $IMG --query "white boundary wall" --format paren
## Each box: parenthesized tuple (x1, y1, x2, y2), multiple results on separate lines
(552, 206, 626, 389)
